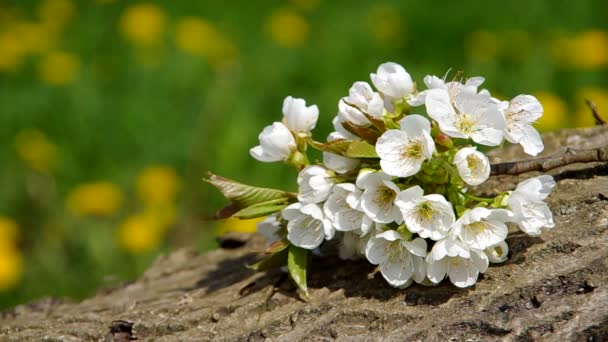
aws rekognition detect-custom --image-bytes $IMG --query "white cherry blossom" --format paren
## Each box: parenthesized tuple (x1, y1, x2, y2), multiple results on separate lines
(485, 240, 509, 263)
(337, 231, 368, 260)
(337, 82, 384, 126)
(370, 62, 414, 101)
(282, 202, 334, 250)
(507, 175, 556, 236)
(365, 230, 427, 287)
(376, 114, 435, 177)
(297, 165, 336, 204)
(395, 185, 455, 241)
(257, 214, 282, 243)
(357, 170, 403, 224)
(425, 87, 506, 146)
(503, 95, 544, 156)
(282, 96, 319, 134)
(323, 183, 373, 234)
(452, 207, 511, 250)
(426, 237, 489, 288)
(250, 122, 296, 162)
(409, 74, 485, 106)
(453, 147, 491, 186)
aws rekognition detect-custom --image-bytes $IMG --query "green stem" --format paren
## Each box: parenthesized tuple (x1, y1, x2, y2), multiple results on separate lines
(457, 189, 494, 203)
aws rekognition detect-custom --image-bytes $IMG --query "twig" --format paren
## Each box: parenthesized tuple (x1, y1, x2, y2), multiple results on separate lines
(490, 146, 608, 175)
(586, 99, 607, 125)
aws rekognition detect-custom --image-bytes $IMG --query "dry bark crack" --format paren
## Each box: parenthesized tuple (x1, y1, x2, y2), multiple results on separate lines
(1, 126, 608, 342)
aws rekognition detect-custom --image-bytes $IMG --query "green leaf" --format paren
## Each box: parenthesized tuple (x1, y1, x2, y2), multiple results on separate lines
(308, 139, 351, 155)
(288, 245, 309, 296)
(341, 121, 381, 144)
(265, 238, 290, 254)
(248, 248, 289, 271)
(345, 140, 379, 159)
(232, 198, 289, 219)
(204, 173, 296, 213)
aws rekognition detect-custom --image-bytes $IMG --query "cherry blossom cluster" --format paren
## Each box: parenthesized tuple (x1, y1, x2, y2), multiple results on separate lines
(221, 62, 556, 289)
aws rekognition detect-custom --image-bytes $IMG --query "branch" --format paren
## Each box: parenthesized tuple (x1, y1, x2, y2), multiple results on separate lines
(490, 146, 608, 175)
(586, 99, 607, 126)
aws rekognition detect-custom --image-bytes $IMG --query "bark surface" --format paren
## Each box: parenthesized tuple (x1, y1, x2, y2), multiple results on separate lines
(1, 127, 608, 342)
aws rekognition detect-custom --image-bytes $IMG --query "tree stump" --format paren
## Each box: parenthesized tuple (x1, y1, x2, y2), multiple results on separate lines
(1, 127, 608, 341)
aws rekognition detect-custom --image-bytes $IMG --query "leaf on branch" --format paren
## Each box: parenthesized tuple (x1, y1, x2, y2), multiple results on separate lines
(308, 139, 352, 155)
(345, 140, 379, 159)
(265, 238, 290, 254)
(232, 198, 289, 219)
(288, 245, 309, 298)
(341, 121, 381, 144)
(248, 248, 289, 271)
(204, 173, 296, 219)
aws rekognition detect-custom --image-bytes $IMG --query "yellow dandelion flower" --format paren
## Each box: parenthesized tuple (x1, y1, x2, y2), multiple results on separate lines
(533, 92, 568, 131)
(136, 165, 181, 205)
(174, 17, 219, 56)
(0, 30, 27, 72)
(15, 20, 56, 54)
(289, 0, 321, 11)
(116, 214, 164, 254)
(15, 129, 59, 172)
(266, 8, 309, 48)
(574, 87, 608, 128)
(119, 3, 166, 46)
(465, 30, 498, 64)
(552, 30, 608, 69)
(38, 51, 80, 86)
(0, 217, 19, 250)
(38, 0, 75, 33)
(0, 246, 23, 292)
(367, 4, 405, 47)
(66, 181, 123, 217)
(216, 217, 265, 235)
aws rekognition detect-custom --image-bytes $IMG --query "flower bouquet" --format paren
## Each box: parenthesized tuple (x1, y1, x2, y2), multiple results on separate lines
(206, 62, 555, 295)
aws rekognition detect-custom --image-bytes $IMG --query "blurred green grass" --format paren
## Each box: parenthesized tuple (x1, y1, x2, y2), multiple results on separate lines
(0, 0, 607, 309)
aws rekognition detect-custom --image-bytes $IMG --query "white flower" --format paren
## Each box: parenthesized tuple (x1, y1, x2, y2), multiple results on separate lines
(376, 115, 435, 177)
(425, 87, 506, 146)
(408, 74, 485, 106)
(503, 95, 544, 156)
(453, 147, 491, 186)
(357, 171, 403, 224)
(395, 185, 455, 240)
(282, 202, 334, 250)
(370, 62, 414, 101)
(257, 214, 282, 243)
(507, 175, 556, 236)
(250, 122, 296, 162)
(485, 240, 509, 263)
(337, 231, 368, 260)
(323, 183, 373, 234)
(297, 165, 336, 204)
(282, 96, 319, 134)
(365, 230, 427, 287)
(452, 207, 511, 250)
(337, 82, 384, 126)
(426, 238, 489, 288)
(323, 132, 360, 174)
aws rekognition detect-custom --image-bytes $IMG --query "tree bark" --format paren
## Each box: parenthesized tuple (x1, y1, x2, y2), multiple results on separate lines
(1, 126, 608, 342)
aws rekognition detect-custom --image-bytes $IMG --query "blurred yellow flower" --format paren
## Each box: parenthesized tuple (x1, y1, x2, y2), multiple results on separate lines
(0, 246, 23, 292)
(552, 30, 608, 69)
(38, 51, 80, 86)
(116, 215, 163, 254)
(266, 8, 309, 48)
(533, 92, 568, 131)
(66, 181, 123, 216)
(216, 217, 265, 235)
(367, 4, 405, 47)
(15, 21, 56, 54)
(289, 0, 321, 11)
(15, 129, 59, 172)
(38, 0, 75, 33)
(142, 202, 177, 229)
(174, 17, 218, 56)
(465, 30, 498, 64)
(119, 3, 166, 46)
(0, 217, 19, 248)
(574, 87, 608, 127)
(136, 165, 181, 205)
(0, 31, 27, 72)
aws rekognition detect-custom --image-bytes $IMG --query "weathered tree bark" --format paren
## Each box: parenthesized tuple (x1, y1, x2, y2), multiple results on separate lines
(1, 127, 608, 342)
